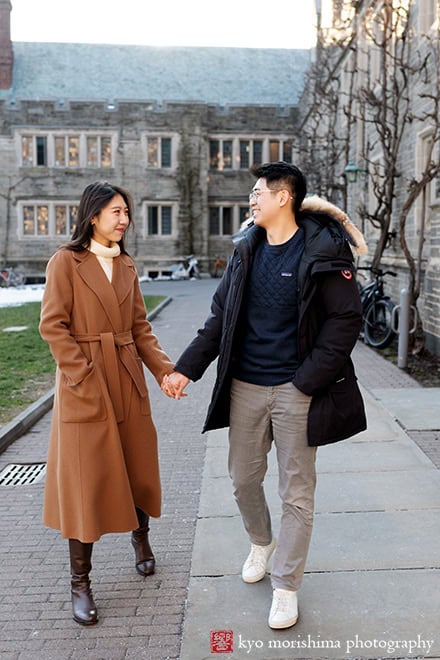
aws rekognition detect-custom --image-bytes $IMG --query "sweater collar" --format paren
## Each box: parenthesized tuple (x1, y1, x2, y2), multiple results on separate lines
(89, 239, 121, 258)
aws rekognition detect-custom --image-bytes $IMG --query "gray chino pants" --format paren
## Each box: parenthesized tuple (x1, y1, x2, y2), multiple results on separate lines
(229, 378, 316, 591)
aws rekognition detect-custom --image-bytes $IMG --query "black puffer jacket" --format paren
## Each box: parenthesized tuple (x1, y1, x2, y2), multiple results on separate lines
(175, 204, 367, 446)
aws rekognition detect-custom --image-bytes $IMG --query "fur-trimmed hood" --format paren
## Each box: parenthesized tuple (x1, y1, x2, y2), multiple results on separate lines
(240, 195, 368, 257)
(300, 195, 368, 256)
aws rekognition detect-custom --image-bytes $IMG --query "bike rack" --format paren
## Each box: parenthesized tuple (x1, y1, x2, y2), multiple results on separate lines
(391, 288, 418, 369)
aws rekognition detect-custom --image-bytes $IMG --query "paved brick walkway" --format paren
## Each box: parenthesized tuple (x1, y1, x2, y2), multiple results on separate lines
(0, 279, 217, 660)
(0, 278, 438, 660)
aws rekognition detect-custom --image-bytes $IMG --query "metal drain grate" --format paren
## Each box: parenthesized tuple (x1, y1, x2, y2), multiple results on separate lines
(0, 463, 46, 486)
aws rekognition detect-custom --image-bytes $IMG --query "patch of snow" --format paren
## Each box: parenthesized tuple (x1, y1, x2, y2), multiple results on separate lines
(0, 285, 45, 308)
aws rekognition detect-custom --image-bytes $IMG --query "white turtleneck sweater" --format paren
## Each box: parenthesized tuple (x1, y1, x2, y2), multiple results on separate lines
(88, 239, 121, 282)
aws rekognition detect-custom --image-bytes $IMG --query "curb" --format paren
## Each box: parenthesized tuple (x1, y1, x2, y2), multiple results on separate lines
(0, 296, 173, 456)
(0, 388, 54, 455)
(146, 295, 172, 322)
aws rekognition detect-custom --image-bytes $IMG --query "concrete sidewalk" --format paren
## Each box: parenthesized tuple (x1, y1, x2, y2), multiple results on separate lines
(0, 278, 439, 660)
(180, 375, 440, 659)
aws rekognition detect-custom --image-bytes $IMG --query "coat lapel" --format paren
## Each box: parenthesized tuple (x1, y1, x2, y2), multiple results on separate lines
(74, 251, 123, 331)
(112, 254, 138, 307)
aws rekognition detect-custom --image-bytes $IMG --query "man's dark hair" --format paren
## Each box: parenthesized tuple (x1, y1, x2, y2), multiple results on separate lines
(250, 161, 307, 214)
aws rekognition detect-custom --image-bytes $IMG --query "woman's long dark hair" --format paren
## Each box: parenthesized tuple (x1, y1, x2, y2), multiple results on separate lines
(66, 181, 134, 253)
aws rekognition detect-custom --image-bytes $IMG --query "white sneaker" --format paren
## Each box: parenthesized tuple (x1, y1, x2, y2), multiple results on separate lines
(241, 538, 276, 583)
(268, 588, 298, 629)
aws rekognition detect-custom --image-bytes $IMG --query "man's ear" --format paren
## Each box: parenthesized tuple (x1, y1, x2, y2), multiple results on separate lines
(280, 189, 293, 207)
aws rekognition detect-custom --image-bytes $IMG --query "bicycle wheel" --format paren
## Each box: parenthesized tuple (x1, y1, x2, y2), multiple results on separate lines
(363, 298, 396, 349)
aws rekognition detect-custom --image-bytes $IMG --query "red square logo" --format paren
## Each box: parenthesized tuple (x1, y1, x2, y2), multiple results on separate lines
(210, 630, 233, 653)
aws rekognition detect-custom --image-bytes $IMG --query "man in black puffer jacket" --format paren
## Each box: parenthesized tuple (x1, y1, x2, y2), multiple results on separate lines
(163, 161, 367, 630)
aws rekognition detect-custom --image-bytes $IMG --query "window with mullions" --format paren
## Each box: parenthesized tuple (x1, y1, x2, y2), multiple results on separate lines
(147, 136, 173, 168)
(146, 205, 173, 235)
(86, 136, 113, 167)
(21, 136, 48, 167)
(20, 133, 113, 168)
(211, 137, 292, 171)
(209, 207, 233, 235)
(55, 204, 78, 235)
(209, 139, 233, 170)
(239, 140, 264, 169)
(20, 203, 78, 237)
(22, 205, 48, 235)
(269, 139, 292, 163)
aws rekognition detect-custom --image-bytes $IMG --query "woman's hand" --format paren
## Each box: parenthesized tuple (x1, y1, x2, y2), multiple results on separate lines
(161, 372, 190, 400)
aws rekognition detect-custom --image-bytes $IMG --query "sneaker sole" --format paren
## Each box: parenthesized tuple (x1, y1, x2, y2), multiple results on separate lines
(242, 571, 267, 584)
(268, 615, 298, 629)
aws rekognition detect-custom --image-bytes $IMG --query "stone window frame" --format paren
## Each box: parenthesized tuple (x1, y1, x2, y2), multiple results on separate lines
(17, 130, 116, 168)
(17, 201, 78, 238)
(142, 201, 177, 237)
(208, 204, 244, 236)
(142, 133, 178, 169)
(415, 128, 440, 233)
(208, 136, 293, 171)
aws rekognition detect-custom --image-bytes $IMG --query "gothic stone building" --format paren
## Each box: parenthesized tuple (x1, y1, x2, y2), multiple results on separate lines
(298, 0, 440, 354)
(0, 0, 310, 278)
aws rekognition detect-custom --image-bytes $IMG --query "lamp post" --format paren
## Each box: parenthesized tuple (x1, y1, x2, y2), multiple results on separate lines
(344, 161, 367, 184)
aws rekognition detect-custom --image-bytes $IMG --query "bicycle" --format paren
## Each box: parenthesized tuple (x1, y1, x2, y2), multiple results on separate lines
(169, 255, 201, 280)
(0, 266, 23, 288)
(210, 256, 227, 278)
(357, 266, 397, 349)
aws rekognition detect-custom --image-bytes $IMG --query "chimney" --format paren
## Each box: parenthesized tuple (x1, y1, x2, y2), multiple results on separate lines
(0, 0, 13, 89)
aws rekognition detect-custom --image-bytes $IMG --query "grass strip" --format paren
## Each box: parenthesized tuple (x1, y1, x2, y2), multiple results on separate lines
(0, 295, 165, 425)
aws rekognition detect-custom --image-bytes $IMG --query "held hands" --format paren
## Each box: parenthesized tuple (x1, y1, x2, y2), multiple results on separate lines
(161, 371, 190, 400)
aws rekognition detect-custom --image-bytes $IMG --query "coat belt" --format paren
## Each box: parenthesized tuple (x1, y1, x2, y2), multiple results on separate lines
(74, 331, 148, 423)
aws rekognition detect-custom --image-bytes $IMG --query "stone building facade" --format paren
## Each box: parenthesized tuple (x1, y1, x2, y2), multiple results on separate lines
(298, 0, 440, 354)
(0, 0, 309, 278)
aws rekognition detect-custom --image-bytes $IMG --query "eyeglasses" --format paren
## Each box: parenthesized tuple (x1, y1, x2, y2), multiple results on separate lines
(248, 189, 293, 202)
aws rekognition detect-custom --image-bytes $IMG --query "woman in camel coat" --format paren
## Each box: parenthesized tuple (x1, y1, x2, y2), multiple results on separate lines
(39, 181, 174, 626)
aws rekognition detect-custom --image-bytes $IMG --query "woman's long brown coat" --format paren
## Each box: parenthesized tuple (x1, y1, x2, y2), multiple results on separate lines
(39, 248, 174, 543)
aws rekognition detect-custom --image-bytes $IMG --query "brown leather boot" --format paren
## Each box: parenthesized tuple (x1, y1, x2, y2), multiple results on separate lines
(69, 539, 98, 625)
(131, 507, 155, 576)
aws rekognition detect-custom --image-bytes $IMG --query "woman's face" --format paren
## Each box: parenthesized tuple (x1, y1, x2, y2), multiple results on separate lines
(91, 194, 130, 246)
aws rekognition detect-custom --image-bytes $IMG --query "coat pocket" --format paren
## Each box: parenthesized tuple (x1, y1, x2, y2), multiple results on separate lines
(307, 365, 367, 446)
(60, 367, 107, 422)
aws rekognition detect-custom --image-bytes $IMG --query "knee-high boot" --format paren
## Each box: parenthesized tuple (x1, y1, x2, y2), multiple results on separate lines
(131, 507, 155, 576)
(69, 539, 98, 625)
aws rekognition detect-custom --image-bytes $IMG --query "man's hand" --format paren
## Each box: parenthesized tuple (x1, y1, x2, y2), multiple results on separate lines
(161, 372, 190, 400)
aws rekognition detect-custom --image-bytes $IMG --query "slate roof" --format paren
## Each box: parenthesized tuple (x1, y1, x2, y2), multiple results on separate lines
(0, 42, 311, 106)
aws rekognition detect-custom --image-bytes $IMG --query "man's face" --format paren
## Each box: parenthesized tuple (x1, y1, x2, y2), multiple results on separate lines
(249, 177, 283, 228)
